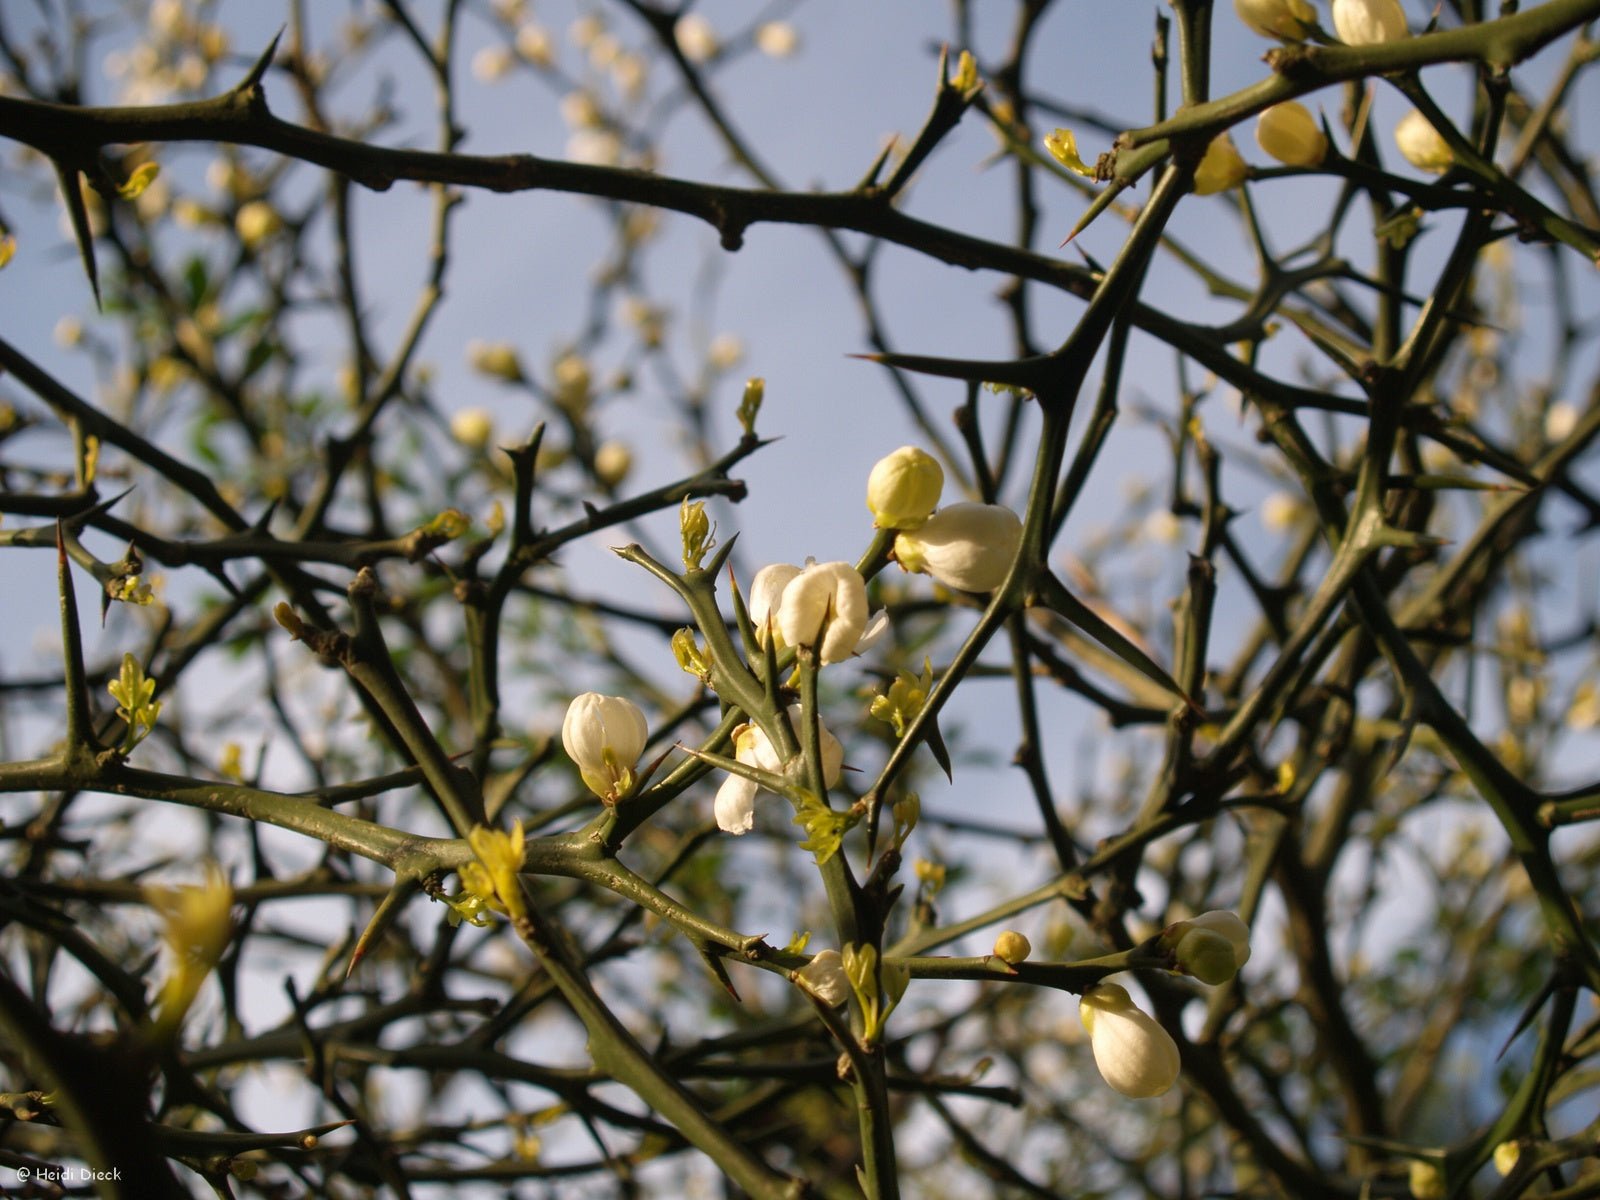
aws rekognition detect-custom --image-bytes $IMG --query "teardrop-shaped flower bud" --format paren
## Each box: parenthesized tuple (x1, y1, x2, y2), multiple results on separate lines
(1174, 928, 1240, 985)
(562, 693, 649, 801)
(1193, 134, 1248, 195)
(866, 446, 944, 529)
(1233, 0, 1317, 40)
(1184, 910, 1252, 968)
(1079, 983, 1181, 1099)
(1256, 101, 1328, 167)
(1332, 0, 1407, 45)
(776, 561, 869, 664)
(894, 503, 1022, 593)
(1394, 109, 1453, 173)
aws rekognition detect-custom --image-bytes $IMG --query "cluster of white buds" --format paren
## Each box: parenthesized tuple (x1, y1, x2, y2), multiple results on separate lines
(865, 446, 1023, 593)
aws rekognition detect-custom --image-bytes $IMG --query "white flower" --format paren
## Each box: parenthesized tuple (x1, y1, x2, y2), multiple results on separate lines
(749, 563, 803, 648)
(472, 45, 515, 82)
(562, 693, 649, 801)
(1256, 101, 1328, 167)
(714, 707, 843, 835)
(1545, 402, 1579, 442)
(894, 503, 1022, 592)
(1394, 109, 1453, 173)
(1079, 983, 1181, 1098)
(674, 13, 719, 63)
(516, 23, 554, 65)
(1332, 0, 1408, 45)
(1261, 491, 1302, 531)
(450, 408, 495, 450)
(755, 22, 800, 58)
(1233, 0, 1317, 40)
(708, 333, 744, 371)
(776, 561, 870, 665)
(867, 446, 944, 529)
(594, 440, 632, 487)
(798, 949, 849, 1005)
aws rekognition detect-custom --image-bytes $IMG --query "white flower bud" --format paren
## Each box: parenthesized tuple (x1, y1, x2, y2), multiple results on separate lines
(776, 561, 870, 664)
(234, 199, 281, 247)
(1174, 928, 1240, 985)
(993, 931, 1032, 964)
(593, 440, 632, 487)
(755, 22, 800, 58)
(894, 503, 1022, 593)
(1256, 101, 1328, 167)
(1394, 109, 1453, 173)
(562, 693, 648, 801)
(451, 407, 495, 450)
(798, 949, 849, 1005)
(1183, 910, 1252, 968)
(1193, 134, 1248, 196)
(866, 446, 944, 529)
(1079, 983, 1181, 1099)
(1332, 0, 1408, 45)
(674, 13, 719, 62)
(1233, 0, 1317, 40)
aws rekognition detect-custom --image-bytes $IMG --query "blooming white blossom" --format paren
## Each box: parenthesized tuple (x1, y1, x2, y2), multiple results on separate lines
(894, 503, 1022, 592)
(714, 707, 843, 835)
(776, 561, 870, 664)
(562, 693, 649, 801)
(1332, 0, 1408, 45)
(1079, 983, 1181, 1098)
(867, 446, 944, 529)
(1233, 0, 1317, 39)
(797, 949, 849, 1005)
(1256, 101, 1328, 167)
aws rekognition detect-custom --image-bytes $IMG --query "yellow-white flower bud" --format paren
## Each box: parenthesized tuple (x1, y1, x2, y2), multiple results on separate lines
(1493, 1141, 1521, 1176)
(562, 692, 648, 801)
(1395, 109, 1453, 173)
(994, 931, 1032, 964)
(894, 503, 1022, 593)
(674, 13, 719, 62)
(1174, 928, 1239, 984)
(798, 949, 850, 1005)
(867, 446, 944, 529)
(1332, 0, 1408, 44)
(1233, 0, 1317, 40)
(1185, 910, 1252, 966)
(234, 199, 282, 247)
(776, 561, 870, 664)
(1408, 1159, 1446, 1200)
(593, 440, 632, 487)
(468, 340, 525, 382)
(451, 407, 495, 450)
(1079, 983, 1181, 1099)
(1193, 134, 1248, 196)
(1256, 101, 1328, 167)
